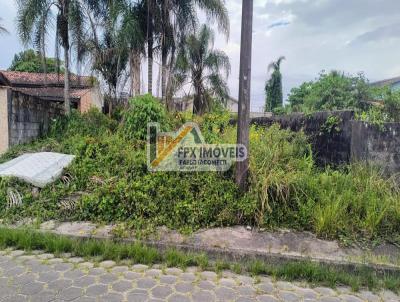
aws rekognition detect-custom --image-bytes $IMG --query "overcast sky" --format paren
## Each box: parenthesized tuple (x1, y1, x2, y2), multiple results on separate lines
(1, 0, 400, 111)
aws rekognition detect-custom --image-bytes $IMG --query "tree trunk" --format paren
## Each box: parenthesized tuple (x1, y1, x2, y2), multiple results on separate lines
(193, 85, 203, 115)
(165, 45, 176, 111)
(236, 0, 253, 190)
(63, 45, 71, 115)
(147, 0, 153, 95)
(130, 50, 141, 97)
(161, 46, 167, 103)
(161, 0, 169, 103)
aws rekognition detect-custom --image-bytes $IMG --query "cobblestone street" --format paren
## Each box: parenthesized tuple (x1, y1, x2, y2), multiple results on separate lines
(0, 249, 398, 302)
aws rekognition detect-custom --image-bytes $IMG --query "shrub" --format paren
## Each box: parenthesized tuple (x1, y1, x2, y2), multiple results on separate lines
(120, 94, 170, 141)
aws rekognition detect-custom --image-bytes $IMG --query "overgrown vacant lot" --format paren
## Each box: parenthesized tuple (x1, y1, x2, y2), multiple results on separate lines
(0, 95, 399, 244)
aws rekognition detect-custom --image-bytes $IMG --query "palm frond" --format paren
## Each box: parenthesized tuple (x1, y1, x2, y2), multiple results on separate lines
(195, 0, 230, 37)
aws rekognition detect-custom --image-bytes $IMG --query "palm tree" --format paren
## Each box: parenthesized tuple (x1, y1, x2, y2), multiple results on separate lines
(0, 18, 8, 34)
(159, 0, 230, 106)
(265, 56, 285, 112)
(17, 0, 85, 115)
(175, 25, 230, 115)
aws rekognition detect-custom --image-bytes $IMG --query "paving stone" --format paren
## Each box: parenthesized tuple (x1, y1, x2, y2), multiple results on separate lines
(338, 294, 364, 302)
(1, 248, 399, 302)
(126, 292, 149, 302)
(175, 282, 195, 293)
(192, 290, 215, 302)
(165, 268, 183, 275)
(295, 288, 318, 299)
(86, 284, 108, 296)
(236, 297, 256, 302)
(73, 275, 97, 287)
(132, 264, 149, 272)
(145, 268, 163, 277)
(112, 280, 133, 292)
(198, 280, 215, 290)
(314, 287, 337, 296)
(124, 271, 142, 280)
(200, 271, 218, 281)
(19, 281, 44, 295)
(29, 290, 56, 302)
(47, 279, 73, 292)
(37, 253, 54, 260)
(278, 290, 300, 302)
(358, 290, 381, 302)
(111, 266, 129, 274)
(99, 260, 116, 268)
(160, 275, 178, 284)
(98, 272, 118, 284)
(319, 297, 341, 302)
(4, 266, 25, 277)
(256, 281, 274, 293)
(257, 295, 279, 302)
(98, 292, 124, 302)
(78, 262, 95, 269)
(37, 271, 60, 283)
(215, 286, 236, 301)
(87, 267, 106, 276)
(58, 286, 84, 301)
(13, 273, 38, 285)
(52, 263, 73, 272)
(219, 278, 236, 288)
(168, 293, 191, 302)
(151, 285, 173, 299)
(181, 272, 196, 282)
(2, 294, 29, 302)
(237, 285, 256, 296)
(68, 257, 85, 264)
(136, 277, 158, 289)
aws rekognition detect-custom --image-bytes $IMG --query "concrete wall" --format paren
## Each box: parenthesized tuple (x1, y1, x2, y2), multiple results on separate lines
(3, 90, 63, 152)
(351, 121, 400, 174)
(251, 110, 355, 167)
(0, 88, 10, 154)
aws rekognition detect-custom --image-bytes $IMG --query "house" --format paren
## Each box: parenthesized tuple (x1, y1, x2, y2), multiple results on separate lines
(0, 71, 103, 112)
(370, 76, 400, 91)
(0, 71, 103, 154)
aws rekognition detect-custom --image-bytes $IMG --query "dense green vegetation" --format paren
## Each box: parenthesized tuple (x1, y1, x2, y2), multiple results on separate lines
(285, 70, 400, 122)
(9, 49, 63, 73)
(265, 56, 285, 112)
(0, 95, 399, 244)
(1, 227, 399, 292)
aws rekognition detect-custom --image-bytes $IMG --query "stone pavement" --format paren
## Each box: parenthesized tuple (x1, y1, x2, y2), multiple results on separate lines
(0, 249, 399, 302)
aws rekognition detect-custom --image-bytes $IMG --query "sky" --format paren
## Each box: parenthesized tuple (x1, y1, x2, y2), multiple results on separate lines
(1, 0, 400, 112)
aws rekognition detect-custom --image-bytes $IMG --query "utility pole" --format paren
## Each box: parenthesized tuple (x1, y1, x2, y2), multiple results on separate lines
(236, 0, 253, 190)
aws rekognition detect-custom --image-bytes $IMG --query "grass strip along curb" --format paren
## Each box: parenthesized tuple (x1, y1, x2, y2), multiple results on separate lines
(0, 227, 400, 293)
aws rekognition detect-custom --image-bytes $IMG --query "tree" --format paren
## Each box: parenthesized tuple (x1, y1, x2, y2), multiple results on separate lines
(287, 71, 371, 112)
(265, 56, 285, 112)
(0, 17, 8, 34)
(17, 0, 86, 115)
(159, 0, 230, 106)
(175, 25, 231, 115)
(9, 49, 63, 73)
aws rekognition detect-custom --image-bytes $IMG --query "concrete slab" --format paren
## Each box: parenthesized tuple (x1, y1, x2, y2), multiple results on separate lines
(0, 152, 75, 188)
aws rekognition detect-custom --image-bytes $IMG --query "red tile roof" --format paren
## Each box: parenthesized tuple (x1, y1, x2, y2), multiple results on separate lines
(0, 71, 94, 88)
(13, 87, 91, 101)
(0, 71, 96, 102)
